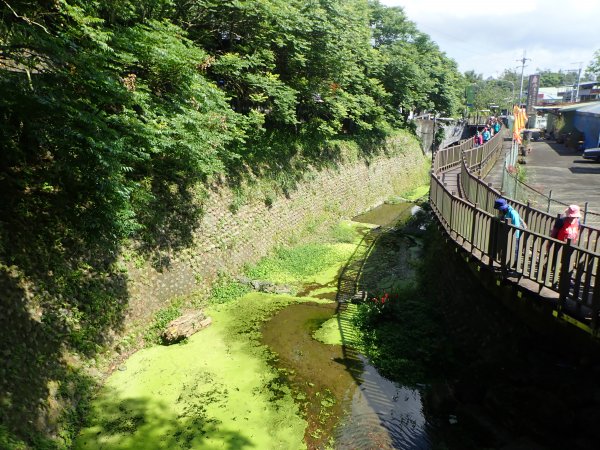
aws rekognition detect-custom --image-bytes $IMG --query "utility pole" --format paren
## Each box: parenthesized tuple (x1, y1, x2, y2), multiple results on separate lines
(573, 62, 583, 102)
(517, 50, 531, 106)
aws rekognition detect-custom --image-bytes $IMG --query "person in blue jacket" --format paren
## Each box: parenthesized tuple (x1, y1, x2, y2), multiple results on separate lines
(494, 198, 522, 233)
(494, 198, 527, 269)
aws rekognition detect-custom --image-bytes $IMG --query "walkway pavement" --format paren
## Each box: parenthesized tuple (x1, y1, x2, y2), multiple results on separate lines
(486, 138, 600, 227)
(485, 135, 513, 191)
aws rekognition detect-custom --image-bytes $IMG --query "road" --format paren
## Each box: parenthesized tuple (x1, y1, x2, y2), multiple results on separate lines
(484, 136, 600, 227)
(525, 139, 600, 226)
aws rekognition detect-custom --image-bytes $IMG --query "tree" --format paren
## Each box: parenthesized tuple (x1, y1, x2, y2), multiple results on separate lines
(586, 49, 600, 80)
(537, 69, 578, 87)
(499, 69, 520, 87)
(369, 1, 463, 119)
(464, 70, 483, 84)
(0, 1, 468, 444)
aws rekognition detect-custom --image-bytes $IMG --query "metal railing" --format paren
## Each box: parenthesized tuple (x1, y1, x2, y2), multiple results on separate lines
(430, 128, 600, 335)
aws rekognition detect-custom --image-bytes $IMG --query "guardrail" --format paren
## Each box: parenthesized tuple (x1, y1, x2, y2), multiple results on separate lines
(430, 127, 600, 335)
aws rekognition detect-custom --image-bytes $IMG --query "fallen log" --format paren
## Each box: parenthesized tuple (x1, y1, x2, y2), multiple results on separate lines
(161, 311, 212, 344)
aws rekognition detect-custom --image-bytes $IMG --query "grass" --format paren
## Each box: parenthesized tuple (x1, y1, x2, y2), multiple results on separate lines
(244, 243, 355, 286)
(401, 184, 430, 202)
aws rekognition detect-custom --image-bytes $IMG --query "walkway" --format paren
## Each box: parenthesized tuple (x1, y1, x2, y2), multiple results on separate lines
(482, 137, 600, 227)
(430, 128, 600, 337)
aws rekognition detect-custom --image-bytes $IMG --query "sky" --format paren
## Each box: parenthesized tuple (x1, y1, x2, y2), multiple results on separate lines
(379, 0, 600, 80)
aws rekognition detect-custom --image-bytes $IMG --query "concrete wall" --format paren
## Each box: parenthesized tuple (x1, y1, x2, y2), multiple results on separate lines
(414, 119, 465, 154)
(124, 138, 428, 326)
(414, 119, 434, 154)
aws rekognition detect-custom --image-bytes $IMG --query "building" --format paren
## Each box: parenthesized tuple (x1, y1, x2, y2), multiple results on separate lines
(540, 102, 600, 149)
(558, 81, 600, 103)
(577, 81, 600, 102)
(536, 87, 562, 105)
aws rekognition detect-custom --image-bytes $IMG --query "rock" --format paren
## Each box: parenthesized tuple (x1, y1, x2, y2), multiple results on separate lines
(161, 312, 212, 344)
(237, 277, 292, 295)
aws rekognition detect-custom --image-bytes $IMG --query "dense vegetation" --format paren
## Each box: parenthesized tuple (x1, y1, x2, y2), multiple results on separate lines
(0, 0, 465, 447)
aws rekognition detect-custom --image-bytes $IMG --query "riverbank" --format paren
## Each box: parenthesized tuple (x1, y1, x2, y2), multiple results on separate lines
(74, 198, 430, 449)
(418, 227, 600, 450)
(74, 220, 370, 449)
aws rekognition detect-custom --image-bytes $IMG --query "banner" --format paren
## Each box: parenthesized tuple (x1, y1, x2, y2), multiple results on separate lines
(526, 74, 540, 115)
(512, 105, 527, 144)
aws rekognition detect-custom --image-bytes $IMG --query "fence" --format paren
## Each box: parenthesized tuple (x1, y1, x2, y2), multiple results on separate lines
(500, 158, 600, 228)
(430, 127, 600, 335)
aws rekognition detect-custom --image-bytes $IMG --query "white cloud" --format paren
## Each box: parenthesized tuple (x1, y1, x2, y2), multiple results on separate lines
(379, 0, 600, 78)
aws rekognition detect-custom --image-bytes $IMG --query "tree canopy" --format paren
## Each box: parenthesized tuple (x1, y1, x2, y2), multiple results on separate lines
(0, 1, 465, 443)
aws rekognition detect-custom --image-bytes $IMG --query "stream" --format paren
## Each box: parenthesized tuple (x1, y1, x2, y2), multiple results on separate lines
(75, 198, 600, 450)
(261, 201, 434, 449)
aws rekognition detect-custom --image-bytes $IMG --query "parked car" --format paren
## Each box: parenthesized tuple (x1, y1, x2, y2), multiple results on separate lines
(582, 147, 600, 161)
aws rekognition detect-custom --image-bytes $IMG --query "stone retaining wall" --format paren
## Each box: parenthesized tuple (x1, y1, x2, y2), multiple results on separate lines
(125, 140, 428, 325)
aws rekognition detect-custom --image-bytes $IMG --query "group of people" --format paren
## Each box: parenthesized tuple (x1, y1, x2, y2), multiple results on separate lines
(493, 198, 581, 275)
(493, 198, 581, 243)
(473, 117, 502, 147)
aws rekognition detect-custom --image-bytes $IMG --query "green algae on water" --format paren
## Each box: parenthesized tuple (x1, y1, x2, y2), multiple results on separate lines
(312, 304, 360, 347)
(75, 294, 307, 450)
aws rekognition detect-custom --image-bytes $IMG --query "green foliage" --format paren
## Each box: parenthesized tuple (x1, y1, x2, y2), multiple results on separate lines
(352, 288, 450, 385)
(0, 0, 464, 445)
(401, 185, 430, 202)
(585, 49, 600, 80)
(0, 426, 28, 450)
(467, 80, 512, 113)
(208, 275, 251, 305)
(538, 69, 580, 87)
(143, 300, 183, 345)
(330, 222, 359, 244)
(517, 165, 528, 183)
(245, 244, 348, 283)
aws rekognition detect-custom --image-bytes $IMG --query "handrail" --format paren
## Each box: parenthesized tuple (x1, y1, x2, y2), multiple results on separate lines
(430, 126, 600, 335)
(457, 134, 600, 254)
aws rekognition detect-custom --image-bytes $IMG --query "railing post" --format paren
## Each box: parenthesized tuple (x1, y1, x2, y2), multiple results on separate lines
(591, 265, 600, 335)
(441, 183, 447, 224)
(525, 201, 532, 230)
(547, 190, 552, 213)
(500, 218, 511, 277)
(429, 170, 434, 203)
(583, 201, 589, 225)
(558, 239, 574, 314)
(470, 203, 478, 254)
(450, 192, 455, 230)
(488, 216, 499, 269)
(456, 173, 460, 194)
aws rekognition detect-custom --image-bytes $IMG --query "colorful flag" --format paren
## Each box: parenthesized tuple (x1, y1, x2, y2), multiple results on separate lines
(512, 105, 522, 143)
(512, 105, 527, 144)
